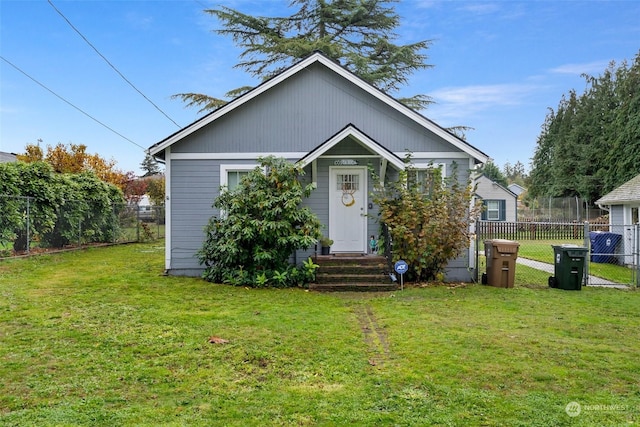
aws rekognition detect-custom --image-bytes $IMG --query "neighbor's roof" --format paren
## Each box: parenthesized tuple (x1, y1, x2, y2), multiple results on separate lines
(0, 151, 17, 163)
(596, 173, 640, 205)
(149, 51, 490, 164)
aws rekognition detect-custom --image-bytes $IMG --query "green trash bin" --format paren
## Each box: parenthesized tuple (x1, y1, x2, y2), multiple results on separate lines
(549, 245, 588, 290)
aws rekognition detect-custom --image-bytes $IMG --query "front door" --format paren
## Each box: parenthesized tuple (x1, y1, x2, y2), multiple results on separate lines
(329, 167, 367, 253)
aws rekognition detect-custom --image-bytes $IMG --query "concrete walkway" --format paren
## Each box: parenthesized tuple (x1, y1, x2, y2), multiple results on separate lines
(516, 257, 629, 289)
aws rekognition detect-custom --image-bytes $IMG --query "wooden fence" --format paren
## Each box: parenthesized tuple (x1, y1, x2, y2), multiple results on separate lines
(476, 220, 610, 241)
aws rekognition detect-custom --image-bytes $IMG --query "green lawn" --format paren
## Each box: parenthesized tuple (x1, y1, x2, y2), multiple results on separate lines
(1, 243, 639, 426)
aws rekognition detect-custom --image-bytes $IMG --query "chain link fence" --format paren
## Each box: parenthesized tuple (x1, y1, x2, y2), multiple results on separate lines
(0, 194, 165, 258)
(519, 196, 607, 222)
(476, 220, 639, 288)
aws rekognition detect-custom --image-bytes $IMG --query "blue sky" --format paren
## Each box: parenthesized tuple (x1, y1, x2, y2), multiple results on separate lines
(1, 0, 639, 175)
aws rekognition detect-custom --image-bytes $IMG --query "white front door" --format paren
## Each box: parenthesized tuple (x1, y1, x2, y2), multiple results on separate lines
(329, 167, 367, 253)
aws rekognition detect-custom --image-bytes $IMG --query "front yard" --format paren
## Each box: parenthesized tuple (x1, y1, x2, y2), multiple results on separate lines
(1, 243, 638, 426)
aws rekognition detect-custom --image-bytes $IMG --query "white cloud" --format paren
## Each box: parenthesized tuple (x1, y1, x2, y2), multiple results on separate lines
(125, 11, 154, 30)
(458, 2, 501, 14)
(428, 83, 539, 120)
(549, 61, 611, 76)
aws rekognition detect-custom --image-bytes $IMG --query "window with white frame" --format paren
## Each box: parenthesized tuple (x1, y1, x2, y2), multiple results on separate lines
(482, 199, 506, 221)
(408, 163, 446, 194)
(220, 164, 257, 192)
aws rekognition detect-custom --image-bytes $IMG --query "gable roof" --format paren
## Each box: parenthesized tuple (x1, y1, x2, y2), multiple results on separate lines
(507, 183, 526, 196)
(474, 174, 517, 199)
(298, 124, 405, 170)
(0, 151, 17, 163)
(596, 173, 640, 205)
(149, 52, 489, 164)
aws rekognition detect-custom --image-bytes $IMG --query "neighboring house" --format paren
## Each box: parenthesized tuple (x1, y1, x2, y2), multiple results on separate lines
(475, 175, 518, 222)
(507, 183, 525, 198)
(149, 52, 490, 281)
(0, 152, 17, 163)
(596, 173, 640, 264)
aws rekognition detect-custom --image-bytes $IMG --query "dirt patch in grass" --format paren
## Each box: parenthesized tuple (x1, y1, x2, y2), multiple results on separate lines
(353, 304, 391, 367)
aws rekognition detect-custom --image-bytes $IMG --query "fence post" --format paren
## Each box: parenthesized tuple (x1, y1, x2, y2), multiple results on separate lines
(583, 221, 590, 286)
(136, 203, 141, 243)
(26, 196, 30, 254)
(635, 224, 639, 287)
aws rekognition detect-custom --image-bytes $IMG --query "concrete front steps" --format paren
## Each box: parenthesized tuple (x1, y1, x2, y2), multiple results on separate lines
(310, 253, 398, 292)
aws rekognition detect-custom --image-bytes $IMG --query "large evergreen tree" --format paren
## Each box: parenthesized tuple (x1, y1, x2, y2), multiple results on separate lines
(174, 0, 432, 112)
(529, 50, 640, 202)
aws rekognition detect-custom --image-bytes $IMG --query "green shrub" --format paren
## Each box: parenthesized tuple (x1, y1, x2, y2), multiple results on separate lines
(0, 161, 124, 251)
(198, 156, 322, 287)
(372, 159, 481, 281)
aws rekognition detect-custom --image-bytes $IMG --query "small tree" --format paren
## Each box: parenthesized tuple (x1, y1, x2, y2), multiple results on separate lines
(198, 156, 322, 287)
(372, 159, 480, 282)
(140, 154, 162, 177)
(18, 141, 131, 194)
(146, 175, 165, 206)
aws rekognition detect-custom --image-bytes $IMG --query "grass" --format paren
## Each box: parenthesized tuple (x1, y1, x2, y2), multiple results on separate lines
(1, 242, 639, 426)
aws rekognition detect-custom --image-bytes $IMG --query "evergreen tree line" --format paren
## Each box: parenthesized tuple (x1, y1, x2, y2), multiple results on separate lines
(529, 50, 640, 203)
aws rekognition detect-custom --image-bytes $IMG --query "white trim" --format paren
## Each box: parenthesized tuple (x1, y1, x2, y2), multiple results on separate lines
(150, 52, 489, 164)
(164, 147, 172, 271)
(412, 162, 447, 179)
(398, 152, 473, 159)
(311, 160, 317, 187)
(319, 154, 382, 159)
(169, 151, 471, 161)
(172, 152, 305, 160)
(298, 125, 405, 170)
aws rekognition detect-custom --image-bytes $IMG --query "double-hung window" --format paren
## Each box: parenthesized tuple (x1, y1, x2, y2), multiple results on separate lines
(482, 200, 506, 221)
(220, 165, 256, 192)
(408, 163, 446, 194)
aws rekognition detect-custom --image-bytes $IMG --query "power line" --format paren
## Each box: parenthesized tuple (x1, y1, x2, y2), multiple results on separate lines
(47, 0, 182, 129)
(1, 55, 146, 151)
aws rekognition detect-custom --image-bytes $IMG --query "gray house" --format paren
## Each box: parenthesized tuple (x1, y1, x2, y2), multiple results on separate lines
(475, 174, 518, 222)
(149, 52, 490, 280)
(596, 173, 640, 264)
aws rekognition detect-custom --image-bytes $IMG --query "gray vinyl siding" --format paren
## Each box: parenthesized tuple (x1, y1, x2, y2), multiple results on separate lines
(172, 63, 458, 155)
(169, 160, 216, 273)
(610, 205, 624, 226)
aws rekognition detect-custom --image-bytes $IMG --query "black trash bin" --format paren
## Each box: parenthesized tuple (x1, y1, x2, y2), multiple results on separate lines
(549, 245, 588, 290)
(589, 231, 622, 264)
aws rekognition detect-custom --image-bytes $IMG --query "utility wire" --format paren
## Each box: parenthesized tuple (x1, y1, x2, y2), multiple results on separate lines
(1, 55, 146, 150)
(48, 0, 182, 129)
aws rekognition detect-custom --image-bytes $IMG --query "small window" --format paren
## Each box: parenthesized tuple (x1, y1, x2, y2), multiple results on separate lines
(220, 164, 257, 192)
(408, 164, 444, 194)
(227, 170, 249, 191)
(337, 174, 359, 191)
(486, 200, 501, 220)
(482, 200, 506, 221)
